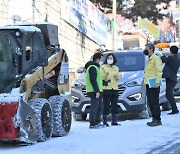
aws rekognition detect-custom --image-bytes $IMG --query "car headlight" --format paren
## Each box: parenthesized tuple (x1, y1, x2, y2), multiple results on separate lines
(72, 95, 80, 103)
(71, 80, 84, 88)
(124, 78, 143, 87)
(128, 93, 142, 101)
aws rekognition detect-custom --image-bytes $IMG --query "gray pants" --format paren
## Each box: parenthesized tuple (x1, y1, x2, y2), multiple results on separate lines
(166, 78, 178, 112)
(89, 96, 104, 126)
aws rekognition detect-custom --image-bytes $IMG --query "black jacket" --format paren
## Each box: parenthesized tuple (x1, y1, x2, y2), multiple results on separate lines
(161, 54, 180, 82)
(85, 61, 101, 96)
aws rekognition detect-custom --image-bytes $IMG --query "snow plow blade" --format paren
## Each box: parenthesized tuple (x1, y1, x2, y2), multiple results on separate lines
(0, 102, 19, 140)
(0, 99, 38, 144)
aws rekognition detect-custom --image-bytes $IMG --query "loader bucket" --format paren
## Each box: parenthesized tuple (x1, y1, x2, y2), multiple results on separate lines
(0, 102, 19, 140)
(0, 98, 38, 144)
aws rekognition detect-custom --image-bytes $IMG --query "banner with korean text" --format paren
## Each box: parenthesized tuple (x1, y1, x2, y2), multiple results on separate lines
(61, 0, 109, 45)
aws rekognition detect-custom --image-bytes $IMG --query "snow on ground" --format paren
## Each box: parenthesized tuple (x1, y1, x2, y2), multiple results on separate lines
(1, 103, 180, 154)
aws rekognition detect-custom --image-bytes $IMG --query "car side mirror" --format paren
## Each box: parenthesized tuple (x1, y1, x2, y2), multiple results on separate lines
(77, 67, 84, 73)
(38, 48, 48, 66)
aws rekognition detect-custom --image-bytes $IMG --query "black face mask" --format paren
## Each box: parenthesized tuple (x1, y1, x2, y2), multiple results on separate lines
(143, 50, 149, 56)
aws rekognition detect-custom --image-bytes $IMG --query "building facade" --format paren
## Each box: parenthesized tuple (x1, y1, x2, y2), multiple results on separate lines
(0, 0, 104, 79)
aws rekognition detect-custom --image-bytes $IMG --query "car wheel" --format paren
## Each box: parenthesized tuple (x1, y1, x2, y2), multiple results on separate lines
(146, 103, 152, 118)
(139, 96, 151, 119)
(81, 114, 87, 120)
(161, 101, 171, 111)
(73, 113, 87, 121)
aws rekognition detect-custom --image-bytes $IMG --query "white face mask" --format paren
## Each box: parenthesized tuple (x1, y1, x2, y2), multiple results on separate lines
(107, 59, 113, 65)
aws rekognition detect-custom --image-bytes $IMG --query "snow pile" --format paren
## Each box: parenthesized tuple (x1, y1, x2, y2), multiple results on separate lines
(0, 88, 23, 102)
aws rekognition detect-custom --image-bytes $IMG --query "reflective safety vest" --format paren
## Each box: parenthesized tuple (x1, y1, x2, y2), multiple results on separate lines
(86, 65, 103, 93)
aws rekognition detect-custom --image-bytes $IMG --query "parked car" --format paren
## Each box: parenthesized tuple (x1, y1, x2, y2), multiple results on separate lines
(71, 50, 180, 121)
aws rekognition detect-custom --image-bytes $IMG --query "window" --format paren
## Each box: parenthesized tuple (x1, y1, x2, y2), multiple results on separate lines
(102, 52, 145, 71)
(25, 33, 43, 62)
(0, 33, 15, 73)
(114, 52, 145, 72)
(0, 32, 19, 92)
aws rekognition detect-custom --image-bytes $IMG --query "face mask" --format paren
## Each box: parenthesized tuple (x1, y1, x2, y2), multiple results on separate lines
(143, 50, 149, 56)
(107, 59, 113, 65)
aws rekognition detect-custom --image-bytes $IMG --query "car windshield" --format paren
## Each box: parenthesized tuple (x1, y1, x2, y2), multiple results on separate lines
(103, 51, 145, 72)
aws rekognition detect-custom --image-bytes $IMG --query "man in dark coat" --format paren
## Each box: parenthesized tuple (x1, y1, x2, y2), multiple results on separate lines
(161, 45, 180, 114)
(85, 52, 104, 128)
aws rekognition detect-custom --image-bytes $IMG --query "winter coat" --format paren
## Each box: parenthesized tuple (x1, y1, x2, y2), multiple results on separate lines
(100, 64, 120, 90)
(144, 54, 162, 85)
(86, 65, 103, 93)
(161, 54, 180, 82)
(85, 61, 103, 97)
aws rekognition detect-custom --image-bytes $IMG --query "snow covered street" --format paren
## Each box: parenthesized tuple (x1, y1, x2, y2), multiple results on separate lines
(1, 102, 180, 154)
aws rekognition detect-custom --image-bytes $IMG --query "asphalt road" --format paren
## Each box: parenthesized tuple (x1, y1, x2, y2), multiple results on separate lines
(146, 99, 180, 154)
(146, 134, 180, 154)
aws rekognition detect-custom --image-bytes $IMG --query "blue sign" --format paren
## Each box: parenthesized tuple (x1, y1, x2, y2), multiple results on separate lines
(61, 0, 109, 45)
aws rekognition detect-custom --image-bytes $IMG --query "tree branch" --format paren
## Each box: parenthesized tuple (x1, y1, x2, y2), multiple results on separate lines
(106, 0, 145, 15)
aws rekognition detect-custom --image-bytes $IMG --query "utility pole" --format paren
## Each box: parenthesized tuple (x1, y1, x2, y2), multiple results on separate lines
(112, 0, 117, 50)
(32, 0, 35, 22)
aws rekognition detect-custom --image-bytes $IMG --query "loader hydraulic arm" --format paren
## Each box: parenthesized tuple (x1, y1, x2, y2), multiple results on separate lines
(20, 50, 65, 101)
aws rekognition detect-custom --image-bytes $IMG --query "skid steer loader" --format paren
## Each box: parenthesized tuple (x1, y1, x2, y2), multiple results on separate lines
(0, 23, 71, 144)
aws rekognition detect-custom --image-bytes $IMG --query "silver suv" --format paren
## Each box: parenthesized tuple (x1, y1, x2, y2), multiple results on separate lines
(71, 50, 180, 121)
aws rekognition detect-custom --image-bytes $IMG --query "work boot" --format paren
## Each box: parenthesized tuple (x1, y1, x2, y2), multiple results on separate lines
(97, 122, 105, 128)
(111, 122, 120, 126)
(89, 124, 101, 129)
(168, 110, 179, 115)
(111, 114, 120, 126)
(103, 115, 109, 127)
(147, 119, 162, 127)
(89, 121, 102, 129)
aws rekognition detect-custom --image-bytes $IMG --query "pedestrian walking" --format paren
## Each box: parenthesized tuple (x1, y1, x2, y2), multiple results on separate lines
(85, 52, 104, 128)
(100, 53, 120, 126)
(144, 43, 163, 127)
(161, 45, 180, 115)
